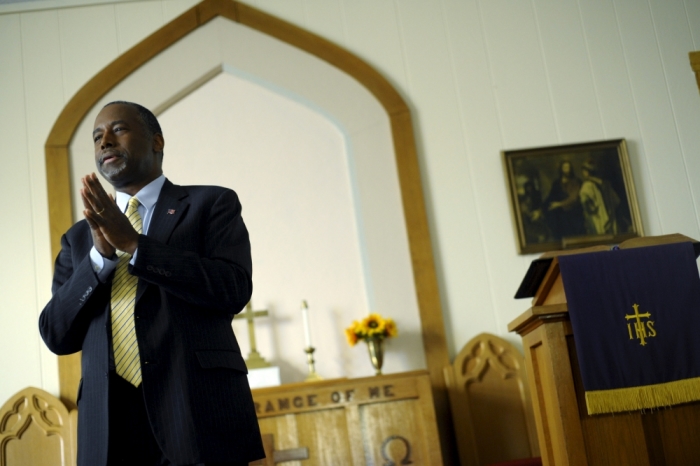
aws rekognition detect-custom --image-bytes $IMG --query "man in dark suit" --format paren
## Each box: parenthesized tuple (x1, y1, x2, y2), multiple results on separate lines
(39, 101, 264, 466)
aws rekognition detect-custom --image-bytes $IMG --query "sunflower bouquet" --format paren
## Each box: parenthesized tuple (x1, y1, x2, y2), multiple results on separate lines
(345, 313, 398, 346)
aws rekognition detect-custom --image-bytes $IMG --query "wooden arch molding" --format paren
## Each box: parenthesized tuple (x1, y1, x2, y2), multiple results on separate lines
(45, 0, 450, 450)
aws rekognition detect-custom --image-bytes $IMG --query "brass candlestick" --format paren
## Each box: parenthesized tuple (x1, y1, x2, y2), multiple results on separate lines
(304, 347, 323, 382)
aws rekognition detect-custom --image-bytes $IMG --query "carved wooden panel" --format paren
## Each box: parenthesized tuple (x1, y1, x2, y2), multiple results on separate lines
(0, 387, 77, 466)
(445, 333, 539, 466)
(252, 371, 443, 465)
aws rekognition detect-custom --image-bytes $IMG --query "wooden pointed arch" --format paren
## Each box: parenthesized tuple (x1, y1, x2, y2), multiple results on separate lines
(45, 0, 450, 450)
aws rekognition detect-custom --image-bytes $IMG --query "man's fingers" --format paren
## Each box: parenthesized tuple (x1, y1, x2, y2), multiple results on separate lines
(81, 186, 103, 216)
(84, 174, 102, 197)
(87, 173, 108, 195)
(84, 212, 96, 228)
(83, 174, 117, 215)
(83, 208, 106, 227)
(81, 178, 99, 205)
(81, 186, 103, 217)
(80, 188, 91, 209)
(83, 210, 100, 229)
(85, 173, 112, 206)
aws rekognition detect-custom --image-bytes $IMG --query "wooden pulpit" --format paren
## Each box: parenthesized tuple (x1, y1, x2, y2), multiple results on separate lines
(508, 234, 700, 466)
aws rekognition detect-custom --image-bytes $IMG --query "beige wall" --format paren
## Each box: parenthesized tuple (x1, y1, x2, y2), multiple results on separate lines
(2, 0, 700, 403)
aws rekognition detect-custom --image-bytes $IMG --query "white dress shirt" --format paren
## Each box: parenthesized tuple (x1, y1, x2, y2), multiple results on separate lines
(90, 175, 166, 282)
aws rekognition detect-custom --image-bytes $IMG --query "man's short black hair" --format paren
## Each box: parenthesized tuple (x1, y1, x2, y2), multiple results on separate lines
(104, 101, 163, 139)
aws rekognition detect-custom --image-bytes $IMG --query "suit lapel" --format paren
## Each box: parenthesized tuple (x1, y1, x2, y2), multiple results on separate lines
(136, 179, 189, 302)
(147, 179, 189, 244)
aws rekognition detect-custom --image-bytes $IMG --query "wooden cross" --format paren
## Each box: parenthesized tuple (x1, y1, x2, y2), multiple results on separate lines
(234, 302, 271, 369)
(248, 434, 309, 465)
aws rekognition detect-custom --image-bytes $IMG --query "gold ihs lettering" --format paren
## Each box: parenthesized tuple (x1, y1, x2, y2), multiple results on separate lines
(647, 321, 656, 337)
(625, 303, 656, 346)
(634, 321, 648, 346)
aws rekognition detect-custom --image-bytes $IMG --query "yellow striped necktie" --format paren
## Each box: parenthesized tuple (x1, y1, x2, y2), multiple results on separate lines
(111, 197, 143, 387)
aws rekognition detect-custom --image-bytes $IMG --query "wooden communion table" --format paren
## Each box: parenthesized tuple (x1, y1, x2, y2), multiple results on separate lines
(250, 370, 443, 465)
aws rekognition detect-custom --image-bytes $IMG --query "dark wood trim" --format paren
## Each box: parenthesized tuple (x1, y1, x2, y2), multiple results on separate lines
(690, 51, 700, 95)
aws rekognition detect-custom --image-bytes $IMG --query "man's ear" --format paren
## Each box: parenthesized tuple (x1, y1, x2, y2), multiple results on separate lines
(153, 133, 164, 155)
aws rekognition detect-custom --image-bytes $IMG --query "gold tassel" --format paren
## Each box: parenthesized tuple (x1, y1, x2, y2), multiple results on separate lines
(585, 376, 700, 415)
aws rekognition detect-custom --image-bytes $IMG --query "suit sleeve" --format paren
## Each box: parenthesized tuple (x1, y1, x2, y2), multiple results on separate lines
(131, 188, 252, 314)
(39, 231, 107, 355)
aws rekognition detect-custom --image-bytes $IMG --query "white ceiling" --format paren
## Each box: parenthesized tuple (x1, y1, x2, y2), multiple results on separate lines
(0, 0, 150, 14)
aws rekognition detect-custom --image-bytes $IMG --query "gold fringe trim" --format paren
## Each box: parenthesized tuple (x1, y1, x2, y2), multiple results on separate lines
(585, 377, 700, 415)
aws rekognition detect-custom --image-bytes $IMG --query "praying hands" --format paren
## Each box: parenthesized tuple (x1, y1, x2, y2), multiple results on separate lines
(80, 173, 139, 257)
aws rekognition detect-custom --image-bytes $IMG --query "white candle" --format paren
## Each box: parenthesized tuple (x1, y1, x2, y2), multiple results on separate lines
(301, 300, 312, 348)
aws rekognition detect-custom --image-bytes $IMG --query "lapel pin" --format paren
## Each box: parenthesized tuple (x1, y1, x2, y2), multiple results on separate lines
(167, 209, 176, 215)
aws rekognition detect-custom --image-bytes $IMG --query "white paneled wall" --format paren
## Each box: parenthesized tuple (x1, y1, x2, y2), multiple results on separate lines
(114, 1, 166, 51)
(0, 13, 45, 401)
(2, 0, 700, 404)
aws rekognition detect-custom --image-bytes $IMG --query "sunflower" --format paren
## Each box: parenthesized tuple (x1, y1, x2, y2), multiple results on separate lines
(345, 326, 359, 346)
(345, 313, 398, 346)
(362, 313, 386, 337)
(384, 318, 398, 338)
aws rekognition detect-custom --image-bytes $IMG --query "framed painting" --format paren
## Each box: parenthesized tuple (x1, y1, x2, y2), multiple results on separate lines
(503, 139, 644, 255)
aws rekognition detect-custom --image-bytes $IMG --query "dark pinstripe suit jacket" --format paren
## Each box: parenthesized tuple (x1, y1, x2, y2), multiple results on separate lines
(40, 180, 264, 466)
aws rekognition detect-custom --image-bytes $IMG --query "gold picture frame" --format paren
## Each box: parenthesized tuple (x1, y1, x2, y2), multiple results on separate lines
(503, 139, 644, 255)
